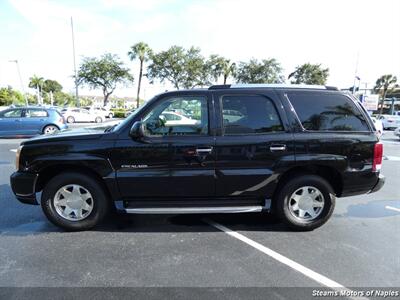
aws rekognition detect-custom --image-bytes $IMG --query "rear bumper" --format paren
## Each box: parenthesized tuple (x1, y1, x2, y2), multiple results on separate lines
(369, 173, 385, 194)
(10, 172, 39, 205)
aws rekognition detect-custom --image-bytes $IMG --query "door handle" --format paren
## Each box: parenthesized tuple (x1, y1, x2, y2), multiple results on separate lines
(196, 147, 213, 154)
(270, 144, 286, 152)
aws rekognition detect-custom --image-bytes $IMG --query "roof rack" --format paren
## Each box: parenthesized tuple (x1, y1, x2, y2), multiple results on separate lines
(209, 84, 338, 90)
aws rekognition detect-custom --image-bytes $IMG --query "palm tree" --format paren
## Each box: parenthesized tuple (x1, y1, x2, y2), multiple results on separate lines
(222, 59, 236, 85)
(128, 42, 152, 108)
(374, 74, 398, 115)
(28, 75, 44, 104)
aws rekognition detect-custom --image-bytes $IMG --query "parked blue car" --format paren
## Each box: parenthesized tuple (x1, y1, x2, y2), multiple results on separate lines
(0, 107, 68, 137)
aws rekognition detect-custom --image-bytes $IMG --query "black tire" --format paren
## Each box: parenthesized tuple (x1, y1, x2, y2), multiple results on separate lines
(42, 124, 59, 135)
(108, 113, 113, 119)
(67, 116, 75, 123)
(95, 116, 103, 123)
(275, 175, 335, 231)
(41, 172, 109, 231)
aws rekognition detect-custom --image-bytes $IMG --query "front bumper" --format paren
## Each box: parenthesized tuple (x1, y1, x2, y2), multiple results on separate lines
(369, 173, 385, 194)
(10, 172, 39, 205)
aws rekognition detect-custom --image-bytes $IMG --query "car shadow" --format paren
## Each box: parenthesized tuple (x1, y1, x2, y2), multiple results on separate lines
(0, 181, 288, 236)
(337, 199, 400, 218)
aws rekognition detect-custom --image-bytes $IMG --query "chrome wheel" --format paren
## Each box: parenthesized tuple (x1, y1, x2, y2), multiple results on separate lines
(43, 125, 58, 135)
(95, 117, 102, 123)
(288, 186, 324, 221)
(53, 184, 94, 221)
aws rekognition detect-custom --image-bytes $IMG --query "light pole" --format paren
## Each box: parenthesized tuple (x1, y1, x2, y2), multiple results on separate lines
(71, 17, 79, 107)
(9, 60, 28, 106)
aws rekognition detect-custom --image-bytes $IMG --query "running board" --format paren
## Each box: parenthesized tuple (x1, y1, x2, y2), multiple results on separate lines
(123, 206, 263, 214)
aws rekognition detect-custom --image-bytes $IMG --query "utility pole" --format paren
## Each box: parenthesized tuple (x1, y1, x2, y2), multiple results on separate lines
(71, 17, 79, 107)
(352, 52, 360, 94)
(9, 60, 28, 106)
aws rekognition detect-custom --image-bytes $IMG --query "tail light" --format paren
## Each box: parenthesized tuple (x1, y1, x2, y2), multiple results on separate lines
(372, 142, 383, 172)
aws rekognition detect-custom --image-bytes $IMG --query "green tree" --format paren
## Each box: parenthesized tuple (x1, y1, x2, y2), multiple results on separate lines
(0, 86, 24, 106)
(207, 55, 236, 85)
(288, 63, 329, 85)
(147, 46, 210, 89)
(43, 79, 63, 93)
(78, 53, 133, 106)
(128, 42, 152, 108)
(28, 75, 44, 103)
(374, 74, 399, 115)
(235, 59, 283, 84)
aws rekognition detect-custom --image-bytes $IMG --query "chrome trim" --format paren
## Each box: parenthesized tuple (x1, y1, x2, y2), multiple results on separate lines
(231, 84, 327, 89)
(124, 206, 263, 214)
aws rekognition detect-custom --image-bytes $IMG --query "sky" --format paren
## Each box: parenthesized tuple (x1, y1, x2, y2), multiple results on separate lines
(0, 0, 399, 100)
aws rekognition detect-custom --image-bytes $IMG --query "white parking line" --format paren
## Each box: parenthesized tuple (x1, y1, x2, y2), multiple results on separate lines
(385, 206, 400, 213)
(384, 156, 400, 161)
(205, 219, 368, 300)
(10, 149, 17, 152)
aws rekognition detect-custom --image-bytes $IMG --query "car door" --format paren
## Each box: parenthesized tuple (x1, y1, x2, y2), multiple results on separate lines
(21, 108, 48, 134)
(0, 108, 23, 136)
(79, 109, 91, 122)
(213, 91, 294, 200)
(113, 92, 215, 200)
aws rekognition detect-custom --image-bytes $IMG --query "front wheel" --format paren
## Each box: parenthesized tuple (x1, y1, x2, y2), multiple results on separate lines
(95, 116, 103, 123)
(41, 173, 109, 231)
(275, 175, 335, 231)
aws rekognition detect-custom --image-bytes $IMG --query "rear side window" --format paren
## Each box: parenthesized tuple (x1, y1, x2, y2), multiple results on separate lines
(221, 95, 284, 135)
(25, 109, 48, 118)
(287, 92, 369, 131)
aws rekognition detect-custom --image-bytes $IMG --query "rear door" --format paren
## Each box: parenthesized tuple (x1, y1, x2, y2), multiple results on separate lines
(214, 91, 294, 200)
(21, 108, 49, 134)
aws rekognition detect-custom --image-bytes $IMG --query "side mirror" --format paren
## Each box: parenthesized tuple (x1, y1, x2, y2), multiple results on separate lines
(130, 121, 145, 139)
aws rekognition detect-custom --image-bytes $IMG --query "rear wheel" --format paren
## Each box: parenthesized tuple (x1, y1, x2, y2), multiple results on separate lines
(108, 113, 113, 118)
(67, 116, 75, 123)
(43, 125, 59, 135)
(95, 116, 103, 123)
(275, 175, 335, 231)
(41, 173, 109, 231)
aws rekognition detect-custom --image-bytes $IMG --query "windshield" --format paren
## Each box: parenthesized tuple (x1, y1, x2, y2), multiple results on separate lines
(111, 98, 153, 132)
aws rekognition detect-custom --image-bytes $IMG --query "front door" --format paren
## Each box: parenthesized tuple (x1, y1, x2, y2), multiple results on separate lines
(0, 108, 23, 136)
(114, 93, 215, 200)
(214, 92, 294, 200)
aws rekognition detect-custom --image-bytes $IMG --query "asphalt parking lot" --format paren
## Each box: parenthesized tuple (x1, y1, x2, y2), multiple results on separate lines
(0, 126, 399, 297)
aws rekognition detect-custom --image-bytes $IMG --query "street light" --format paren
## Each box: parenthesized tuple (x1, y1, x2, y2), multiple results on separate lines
(9, 59, 28, 106)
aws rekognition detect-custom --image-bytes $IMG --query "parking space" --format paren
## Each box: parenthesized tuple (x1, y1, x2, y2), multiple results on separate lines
(0, 131, 399, 292)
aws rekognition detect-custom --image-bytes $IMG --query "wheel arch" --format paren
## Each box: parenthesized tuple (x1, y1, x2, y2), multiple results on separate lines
(274, 164, 343, 198)
(35, 164, 117, 205)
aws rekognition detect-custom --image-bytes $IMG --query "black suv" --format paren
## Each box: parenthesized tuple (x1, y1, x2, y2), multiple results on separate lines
(10, 84, 385, 231)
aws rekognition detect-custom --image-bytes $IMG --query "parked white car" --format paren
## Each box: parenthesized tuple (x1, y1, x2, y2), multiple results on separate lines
(378, 114, 400, 130)
(394, 127, 400, 139)
(61, 108, 103, 123)
(161, 111, 198, 126)
(371, 117, 383, 139)
(85, 107, 114, 119)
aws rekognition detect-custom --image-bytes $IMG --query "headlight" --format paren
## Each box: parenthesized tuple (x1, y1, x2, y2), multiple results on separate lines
(15, 145, 23, 170)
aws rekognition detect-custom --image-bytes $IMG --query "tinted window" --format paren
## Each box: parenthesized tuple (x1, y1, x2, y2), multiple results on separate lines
(287, 92, 369, 131)
(221, 95, 283, 135)
(25, 109, 48, 117)
(142, 96, 208, 136)
(2, 109, 22, 118)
